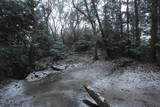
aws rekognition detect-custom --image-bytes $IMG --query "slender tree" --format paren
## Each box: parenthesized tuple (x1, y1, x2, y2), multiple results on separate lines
(69, 10, 80, 42)
(134, 0, 140, 46)
(72, 0, 96, 34)
(119, 0, 123, 37)
(91, 0, 107, 60)
(158, 0, 160, 36)
(150, 0, 158, 60)
(126, 0, 130, 40)
(72, 0, 99, 59)
(91, 0, 105, 38)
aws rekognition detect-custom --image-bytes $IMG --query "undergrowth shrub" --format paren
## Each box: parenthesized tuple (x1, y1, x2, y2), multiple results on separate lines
(73, 40, 92, 52)
(127, 41, 151, 61)
(48, 41, 67, 60)
(0, 46, 28, 79)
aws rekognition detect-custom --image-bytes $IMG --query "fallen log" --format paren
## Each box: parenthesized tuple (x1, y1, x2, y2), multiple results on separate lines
(84, 85, 110, 107)
(83, 99, 99, 107)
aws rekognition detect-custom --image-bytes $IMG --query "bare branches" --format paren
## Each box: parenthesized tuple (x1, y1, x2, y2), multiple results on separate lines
(72, 0, 89, 19)
(90, 0, 105, 38)
(72, 0, 96, 34)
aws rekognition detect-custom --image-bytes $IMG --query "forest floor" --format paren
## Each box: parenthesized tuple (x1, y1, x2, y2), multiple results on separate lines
(0, 52, 160, 107)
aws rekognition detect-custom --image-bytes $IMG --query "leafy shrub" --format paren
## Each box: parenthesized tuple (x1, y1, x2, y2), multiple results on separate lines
(0, 46, 29, 78)
(128, 41, 151, 60)
(73, 40, 92, 52)
(48, 41, 67, 60)
(100, 36, 128, 58)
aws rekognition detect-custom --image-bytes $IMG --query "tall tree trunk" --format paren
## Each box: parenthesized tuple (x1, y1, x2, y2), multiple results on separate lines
(91, 0, 108, 60)
(72, 0, 100, 60)
(119, 0, 123, 38)
(61, 25, 65, 44)
(151, 0, 158, 60)
(83, 0, 96, 32)
(73, 0, 98, 59)
(126, 0, 129, 41)
(158, 0, 160, 36)
(94, 40, 99, 60)
(134, 0, 140, 46)
(91, 0, 105, 38)
(83, 0, 99, 60)
(72, 0, 96, 34)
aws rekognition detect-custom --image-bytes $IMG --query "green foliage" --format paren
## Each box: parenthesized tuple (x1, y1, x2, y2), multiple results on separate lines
(73, 40, 92, 52)
(0, 0, 33, 44)
(0, 0, 51, 79)
(128, 41, 151, 60)
(100, 32, 129, 58)
(0, 46, 27, 78)
(48, 41, 67, 60)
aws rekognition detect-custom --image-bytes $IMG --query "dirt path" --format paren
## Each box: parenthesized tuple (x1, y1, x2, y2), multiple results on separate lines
(0, 53, 160, 107)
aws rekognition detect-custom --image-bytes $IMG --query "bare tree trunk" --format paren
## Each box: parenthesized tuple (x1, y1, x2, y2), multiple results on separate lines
(126, 0, 130, 41)
(91, 0, 109, 60)
(83, 0, 99, 60)
(158, 0, 160, 36)
(119, 0, 123, 38)
(134, 0, 140, 46)
(94, 40, 99, 60)
(72, 0, 96, 34)
(72, 0, 99, 60)
(151, 0, 158, 60)
(45, 0, 52, 34)
(83, 0, 96, 32)
(72, 12, 80, 42)
(61, 25, 65, 44)
(90, 0, 105, 38)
